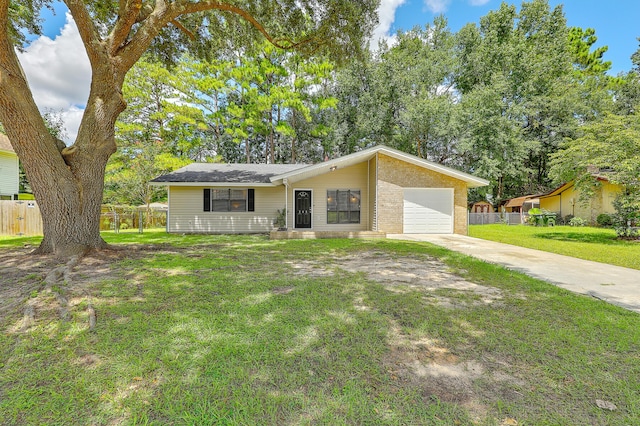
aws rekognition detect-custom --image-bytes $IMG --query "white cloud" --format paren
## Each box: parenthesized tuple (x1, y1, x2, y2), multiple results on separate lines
(469, 0, 490, 5)
(423, 0, 451, 14)
(17, 12, 90, 143)
(371, 0, 407, 49)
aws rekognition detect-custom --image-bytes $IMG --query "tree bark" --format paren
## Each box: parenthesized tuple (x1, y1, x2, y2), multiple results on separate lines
(0, 2, 125, 257)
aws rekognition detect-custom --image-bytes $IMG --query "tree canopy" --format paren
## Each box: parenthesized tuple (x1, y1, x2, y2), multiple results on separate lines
(0, 0, 379, 255)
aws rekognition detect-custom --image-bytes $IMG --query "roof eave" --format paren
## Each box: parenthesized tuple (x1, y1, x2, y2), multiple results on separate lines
(149, 181, 279, 187)
(270, 145, 489, 187)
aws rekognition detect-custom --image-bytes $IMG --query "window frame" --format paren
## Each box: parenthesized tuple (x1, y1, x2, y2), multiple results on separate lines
(203, 188, 255, 212)
(327, 189, 361, 224)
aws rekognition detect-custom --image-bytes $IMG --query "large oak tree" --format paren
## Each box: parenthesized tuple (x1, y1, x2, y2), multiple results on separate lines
(0, 0, 378, 256)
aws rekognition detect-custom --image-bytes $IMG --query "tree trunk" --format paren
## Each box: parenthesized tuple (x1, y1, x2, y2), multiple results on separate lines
(28, 98, 120, 256)
(0, 26, 124, 257)
(32, 152, 111, 256)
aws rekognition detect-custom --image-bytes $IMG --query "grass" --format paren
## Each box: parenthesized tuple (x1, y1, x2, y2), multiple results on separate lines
(1, 231, 639, 425)
(469, 224, 640, 270)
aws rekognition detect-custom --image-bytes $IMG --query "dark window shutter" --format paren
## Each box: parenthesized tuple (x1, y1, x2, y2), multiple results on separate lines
(203, 188, 211, 212)
(247, 189, 255, 212)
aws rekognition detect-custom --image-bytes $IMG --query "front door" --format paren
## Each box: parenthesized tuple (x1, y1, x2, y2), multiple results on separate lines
(294, 190, 312, 229)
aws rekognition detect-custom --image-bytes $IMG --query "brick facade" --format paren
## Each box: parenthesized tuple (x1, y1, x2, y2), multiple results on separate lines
(375, 154, 468, 234)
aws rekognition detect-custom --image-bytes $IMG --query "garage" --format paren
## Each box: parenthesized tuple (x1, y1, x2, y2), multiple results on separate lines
(403, 188, 454, 234)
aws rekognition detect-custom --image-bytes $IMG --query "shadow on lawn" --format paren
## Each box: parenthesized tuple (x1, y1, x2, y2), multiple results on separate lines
(532, 230, 623, 245)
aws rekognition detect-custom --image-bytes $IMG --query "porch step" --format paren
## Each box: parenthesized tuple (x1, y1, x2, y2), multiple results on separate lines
(269, 230, 387, 240)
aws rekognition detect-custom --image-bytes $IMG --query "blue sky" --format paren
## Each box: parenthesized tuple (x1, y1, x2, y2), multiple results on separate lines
(18, 1, 640, 143)
(38, 1, 639, 75)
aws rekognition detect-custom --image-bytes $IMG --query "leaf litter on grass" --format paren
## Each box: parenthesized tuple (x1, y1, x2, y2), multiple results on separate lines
(1, 240, 635, 425)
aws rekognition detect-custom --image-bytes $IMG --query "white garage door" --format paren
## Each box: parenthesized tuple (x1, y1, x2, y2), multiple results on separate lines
(403, 188, 454, 234)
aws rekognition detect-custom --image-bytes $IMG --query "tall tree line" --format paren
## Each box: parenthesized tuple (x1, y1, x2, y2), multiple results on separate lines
(109, 0, 639, 210)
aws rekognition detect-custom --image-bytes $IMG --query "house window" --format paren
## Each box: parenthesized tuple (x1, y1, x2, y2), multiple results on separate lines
(204, 188, 254, 212)
(327, 189, 360, 224)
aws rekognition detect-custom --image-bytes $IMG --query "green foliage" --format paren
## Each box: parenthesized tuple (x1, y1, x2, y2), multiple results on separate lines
(6, 1, 50, 48)
(106, 59, 195, 206)
(568, 27, 612, 75)
(568, 216, 587, 227)
(274, 208, 287, 228)
(453, 0, 582, 202)
(596, 213, 613, 227)
(611, 193, 640, 238)
(551, 112, 640, 236)
(526, 208, 556, 226)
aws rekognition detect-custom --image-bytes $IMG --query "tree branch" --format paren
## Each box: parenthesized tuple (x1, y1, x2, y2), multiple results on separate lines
(63, 0, 103, 65)
(109, 0, 143, 55)
(116, 1, 319, 74)
(115, 0, 173, 71)
(175, 1, 317, 50)
(171, 18, 195, 41)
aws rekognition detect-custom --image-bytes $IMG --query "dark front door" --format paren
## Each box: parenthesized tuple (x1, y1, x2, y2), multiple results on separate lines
(295, 190, 312, 229)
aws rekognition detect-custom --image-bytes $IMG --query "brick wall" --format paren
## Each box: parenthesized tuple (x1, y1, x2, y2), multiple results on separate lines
(376, 154, 468, 234)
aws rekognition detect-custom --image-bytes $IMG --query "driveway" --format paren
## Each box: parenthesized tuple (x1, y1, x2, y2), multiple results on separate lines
(388, 234, 640, 314)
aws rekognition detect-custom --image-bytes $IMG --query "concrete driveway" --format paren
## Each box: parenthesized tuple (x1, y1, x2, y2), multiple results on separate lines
(388, 234, 640, 314)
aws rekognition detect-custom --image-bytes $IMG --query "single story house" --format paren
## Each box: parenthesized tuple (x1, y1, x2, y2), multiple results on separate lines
(539, 178, 621, 223)
(150, 145, 489, 237)
(0, 134, 19, 200)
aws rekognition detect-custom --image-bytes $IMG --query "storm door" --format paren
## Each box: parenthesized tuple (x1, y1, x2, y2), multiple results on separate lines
(294, 190, 312, 229)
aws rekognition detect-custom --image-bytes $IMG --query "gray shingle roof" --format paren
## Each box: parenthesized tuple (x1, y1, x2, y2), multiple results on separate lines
(151, 163, 309, 184)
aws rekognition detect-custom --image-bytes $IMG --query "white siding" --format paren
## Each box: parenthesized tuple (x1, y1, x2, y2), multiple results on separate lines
(0, 151, 19, 197)
(288, 162, 370, 232)
(168, 186, 284, 233)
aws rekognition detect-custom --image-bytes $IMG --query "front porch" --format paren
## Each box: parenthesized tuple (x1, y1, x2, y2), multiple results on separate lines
(269, 230, 386, 240)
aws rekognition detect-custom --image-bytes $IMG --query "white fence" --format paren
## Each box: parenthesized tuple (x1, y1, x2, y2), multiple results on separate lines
(469, 212, 524, 225)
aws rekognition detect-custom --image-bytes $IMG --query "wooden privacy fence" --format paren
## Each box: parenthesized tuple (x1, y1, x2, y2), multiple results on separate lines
(0, 200, 43, 236)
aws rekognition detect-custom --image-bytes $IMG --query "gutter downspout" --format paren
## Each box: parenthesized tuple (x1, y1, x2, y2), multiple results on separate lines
(167, 187, 171, 233)
(367, 159, 370, 230)
(375, 153, 379, 231)
(283, 178, 289, 229)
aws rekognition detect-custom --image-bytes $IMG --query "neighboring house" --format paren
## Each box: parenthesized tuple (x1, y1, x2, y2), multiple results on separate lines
(539, 178, 621, 223)
(0, 134, 19, 200)
(502, 195, 539, 213)
(150, 145, 489, 236)
(470, 201, 493, 213)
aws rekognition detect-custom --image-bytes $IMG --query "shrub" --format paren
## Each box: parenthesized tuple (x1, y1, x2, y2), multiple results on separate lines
(611, 193, 640, 239)
(596, 213, 613, 227)
(568, 217, 587, 227)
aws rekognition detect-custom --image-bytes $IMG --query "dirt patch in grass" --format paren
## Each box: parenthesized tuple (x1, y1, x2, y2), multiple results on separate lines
(288, 251, 522, 422)
(0, 245, 524, 423)
(0, 244, 188, 329)
(288, 251, 504, 307)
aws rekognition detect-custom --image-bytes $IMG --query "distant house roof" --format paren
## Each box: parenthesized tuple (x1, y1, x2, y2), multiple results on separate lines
(504, 195, 539, 208)
(538, 183, 573, 199)
(150, 163, 308, 186)
(539, 176, 614, 200)
(0, 134, 15, 154)
(137, 202, 168, 211)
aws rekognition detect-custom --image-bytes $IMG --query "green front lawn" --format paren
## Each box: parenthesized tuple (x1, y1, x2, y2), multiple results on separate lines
(470, 224, 640, 270)
(1, 232, 639, 425)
